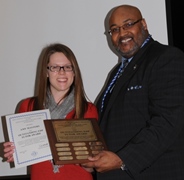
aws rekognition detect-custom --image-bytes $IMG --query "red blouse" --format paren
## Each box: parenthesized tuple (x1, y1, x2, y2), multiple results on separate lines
(19, 98, 98, 180)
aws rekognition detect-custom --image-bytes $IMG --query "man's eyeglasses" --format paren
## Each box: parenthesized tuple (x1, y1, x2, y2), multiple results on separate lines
(108, 19, 142, 36)
(47, 65, 73, 72)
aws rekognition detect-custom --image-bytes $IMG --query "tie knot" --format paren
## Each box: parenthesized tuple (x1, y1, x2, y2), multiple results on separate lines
(119, 58, 129, 72)
(122, 58, 128, 67)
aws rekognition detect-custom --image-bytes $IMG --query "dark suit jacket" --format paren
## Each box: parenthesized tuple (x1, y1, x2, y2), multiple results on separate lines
(96, 39, 184, 180)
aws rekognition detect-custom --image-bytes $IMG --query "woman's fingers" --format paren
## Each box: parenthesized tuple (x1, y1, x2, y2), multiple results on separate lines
(3, 142, 15, 162)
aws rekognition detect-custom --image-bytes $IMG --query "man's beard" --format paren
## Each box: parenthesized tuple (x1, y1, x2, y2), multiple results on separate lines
(115, 28, 148, 58)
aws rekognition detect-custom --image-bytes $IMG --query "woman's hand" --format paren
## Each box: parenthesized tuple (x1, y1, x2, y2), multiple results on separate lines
(3, 142, 15, 162)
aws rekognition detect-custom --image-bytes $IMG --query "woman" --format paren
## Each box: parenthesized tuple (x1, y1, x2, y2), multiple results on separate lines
(3, 43, 98, 180)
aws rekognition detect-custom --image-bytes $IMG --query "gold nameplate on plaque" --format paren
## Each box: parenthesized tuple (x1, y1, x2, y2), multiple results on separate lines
(44, 119, 107, 165)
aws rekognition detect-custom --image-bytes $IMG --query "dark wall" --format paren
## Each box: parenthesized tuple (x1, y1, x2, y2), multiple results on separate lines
(166, 0, 184, 52)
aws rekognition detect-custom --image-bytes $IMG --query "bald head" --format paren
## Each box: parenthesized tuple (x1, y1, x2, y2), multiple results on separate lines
(109, 5, 143, 25)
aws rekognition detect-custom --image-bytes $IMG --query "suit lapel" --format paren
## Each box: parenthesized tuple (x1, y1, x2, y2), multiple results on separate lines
(102, 60, 138, 121)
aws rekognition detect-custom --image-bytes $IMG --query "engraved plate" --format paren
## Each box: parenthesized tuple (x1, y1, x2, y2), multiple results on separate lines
(58, 152, 72, 156)
(59, 156, 73, 160)
(44, 119, 107, 165)
(56, 147, 71, 151)
(74, 147, 87, 151)
(75, 151, 89, 155)
(76, 155, 88, 159)
(55, 143, 69, 147)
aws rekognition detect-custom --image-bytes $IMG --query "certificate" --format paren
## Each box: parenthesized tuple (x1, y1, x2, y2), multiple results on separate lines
(6, 109, 52, 168)
(44, 119, 107, 165)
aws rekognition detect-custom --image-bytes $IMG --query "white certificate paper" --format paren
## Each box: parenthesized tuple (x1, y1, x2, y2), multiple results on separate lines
(6, 109, 53, 168)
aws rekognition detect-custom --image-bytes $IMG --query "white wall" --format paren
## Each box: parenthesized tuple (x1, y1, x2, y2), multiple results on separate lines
(0, 0, 167, 177)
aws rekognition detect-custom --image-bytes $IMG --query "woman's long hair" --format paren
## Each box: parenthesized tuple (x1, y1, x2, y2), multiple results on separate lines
(28, 43, 88, 118)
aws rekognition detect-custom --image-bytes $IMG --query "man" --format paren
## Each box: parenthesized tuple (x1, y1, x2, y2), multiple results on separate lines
(82, 4, 184, 180)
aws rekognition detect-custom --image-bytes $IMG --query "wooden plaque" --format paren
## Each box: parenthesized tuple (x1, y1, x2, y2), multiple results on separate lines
(44, 119, 107, 165)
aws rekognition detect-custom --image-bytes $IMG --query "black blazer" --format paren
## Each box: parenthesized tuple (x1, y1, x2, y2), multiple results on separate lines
(96, 39, 184, 180)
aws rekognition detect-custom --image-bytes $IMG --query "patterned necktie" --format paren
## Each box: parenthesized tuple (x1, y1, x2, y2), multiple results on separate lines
(101, 58, 129, 112)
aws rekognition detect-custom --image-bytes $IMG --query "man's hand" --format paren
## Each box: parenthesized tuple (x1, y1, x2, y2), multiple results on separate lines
(81, 150, 123, 173)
